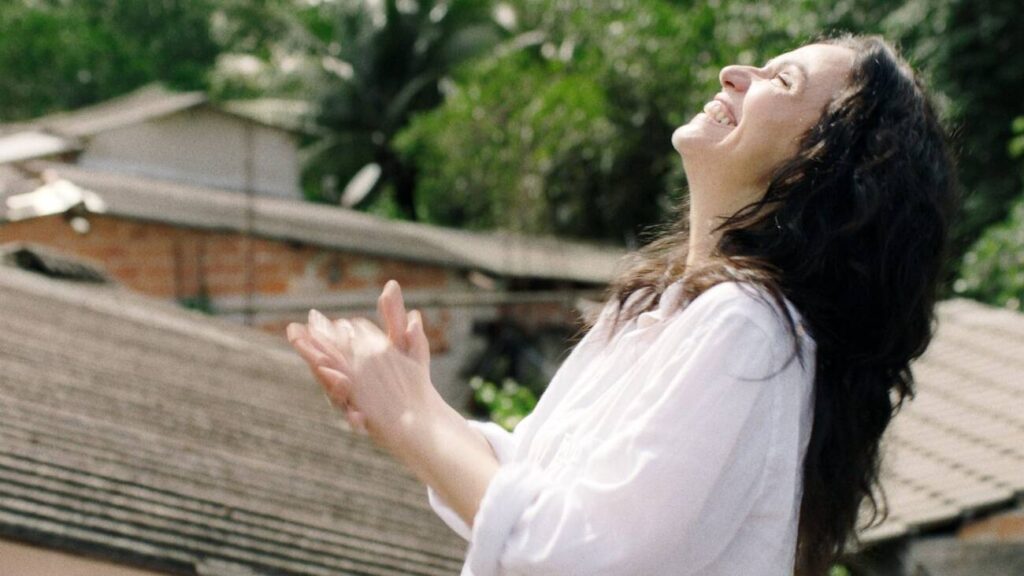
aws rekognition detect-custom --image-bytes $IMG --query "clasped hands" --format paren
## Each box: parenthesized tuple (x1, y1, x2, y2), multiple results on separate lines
(286, 279, 445, 455)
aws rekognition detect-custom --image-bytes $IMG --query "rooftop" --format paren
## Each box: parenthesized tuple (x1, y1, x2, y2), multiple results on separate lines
(856, 296, 1024, 548)
(0, 160, 629, 284)
(0, 263, 467, 575)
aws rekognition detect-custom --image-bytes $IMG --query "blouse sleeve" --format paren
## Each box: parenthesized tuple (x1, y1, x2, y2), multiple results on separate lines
(427, 416, 528, 541)
(463, 305, 791, 576)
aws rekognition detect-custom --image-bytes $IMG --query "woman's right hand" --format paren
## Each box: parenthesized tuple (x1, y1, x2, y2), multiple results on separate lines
(289, 280, 426, 435)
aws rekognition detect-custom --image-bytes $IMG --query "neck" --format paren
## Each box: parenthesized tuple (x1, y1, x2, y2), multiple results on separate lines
(682, 161, 766, 270)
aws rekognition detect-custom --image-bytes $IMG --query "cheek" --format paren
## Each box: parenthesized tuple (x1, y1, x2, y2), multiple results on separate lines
(744, 101, 814, 154)
(759, 103, 807, 134)
(735, 100, 817, 183)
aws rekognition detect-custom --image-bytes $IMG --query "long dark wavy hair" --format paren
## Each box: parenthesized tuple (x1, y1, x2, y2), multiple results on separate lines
(584, 32, 960, 575)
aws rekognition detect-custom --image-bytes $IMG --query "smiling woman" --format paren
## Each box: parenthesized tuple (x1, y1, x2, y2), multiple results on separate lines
(672, 43, 858, 239)
(604, 31, 959, 575)
(285, 30, 959, 576)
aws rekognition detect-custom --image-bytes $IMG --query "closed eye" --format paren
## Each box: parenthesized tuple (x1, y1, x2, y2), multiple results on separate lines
(774, 73, 790, 88)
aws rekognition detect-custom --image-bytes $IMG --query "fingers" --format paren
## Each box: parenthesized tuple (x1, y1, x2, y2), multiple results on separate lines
(349, 316, 384, 340)
(308, 310, 345, 354)
(377, 279, 409, 352)
(289, 322, 349, 373)
(348, 409, 369, 436)
(316, 365, 351, 404)
(289, 328, 332, 367)
(287, 322, 368, 437)
(332, 317, 353, 351)
(285, 322, 305, 345)
(307, 308, 335, 343)
(405, 309, 431, 367)
(318, 366, 368, 436)
(316, 365, 368, 436)
(306, 312, 354, 372)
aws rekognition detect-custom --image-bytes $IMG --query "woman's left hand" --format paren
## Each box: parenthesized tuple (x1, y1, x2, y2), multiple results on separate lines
(286, 280, 446, 456)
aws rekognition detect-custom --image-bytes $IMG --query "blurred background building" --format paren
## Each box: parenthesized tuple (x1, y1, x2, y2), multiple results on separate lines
(0, 82, 627, 411)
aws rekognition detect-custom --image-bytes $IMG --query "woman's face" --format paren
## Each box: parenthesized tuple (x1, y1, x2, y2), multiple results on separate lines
(672, 43, 856, 187)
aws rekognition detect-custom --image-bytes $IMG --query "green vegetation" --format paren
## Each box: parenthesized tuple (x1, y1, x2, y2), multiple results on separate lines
(954, 116, 1024, 311)
(957, 204, 1024, 311)
(829, 564, 852, 576)
(395, 1, 699, 242)
(178, 293, 216, 315)
(469, 375, 537, 431)
(0, 0, 225, 118)
(303, 0, 506, 219)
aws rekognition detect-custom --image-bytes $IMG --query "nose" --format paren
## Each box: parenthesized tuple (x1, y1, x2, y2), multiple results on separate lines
(719, 64, 756, 93)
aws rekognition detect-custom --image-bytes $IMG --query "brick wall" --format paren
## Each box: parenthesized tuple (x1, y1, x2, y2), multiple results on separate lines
(0, 213, 447, 296)
(0, 212, 461, 345)
(957, 506, 1024, 542)
(0, 213, 584, 409)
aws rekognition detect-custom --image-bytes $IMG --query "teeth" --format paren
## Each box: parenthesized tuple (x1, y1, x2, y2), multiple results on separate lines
(702, 100, 735, 126)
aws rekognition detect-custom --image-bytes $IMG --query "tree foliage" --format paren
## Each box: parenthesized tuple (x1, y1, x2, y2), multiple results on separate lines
(396, 0, 717, 243)
(304, 0, 506, 219)
(954, 116, 1024, 311)
(0, 0, 221, 120)
(880, 0, 1024, 293)
(469, 375, 537, 431)
(392, 0, 915, 244)
(956, 192, 1024, 310)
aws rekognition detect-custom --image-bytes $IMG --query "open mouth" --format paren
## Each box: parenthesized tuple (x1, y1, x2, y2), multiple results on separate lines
(699, 112, 736, 130)
(702, 99, 737, 128)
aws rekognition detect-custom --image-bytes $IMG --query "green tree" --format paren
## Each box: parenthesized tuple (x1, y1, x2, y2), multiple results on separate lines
(304, 0, 507, 220)
(396, 0, 715, 243)
(956, 193, 1024, 310)
(954, 116, 1024, 310)
(0, 0, 223, 121)
(880, 0, 1024, 293)
(395, 48, 621, 233)
(0, 0, 310, 122)
(393, 0, 900, 244)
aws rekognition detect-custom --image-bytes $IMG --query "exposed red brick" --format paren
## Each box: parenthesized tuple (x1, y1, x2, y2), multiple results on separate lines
(1, 213, 583, 376)
(958, 510, 1024, 542)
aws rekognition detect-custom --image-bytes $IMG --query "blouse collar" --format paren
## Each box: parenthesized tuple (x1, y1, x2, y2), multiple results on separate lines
(635, 278, 687, 329)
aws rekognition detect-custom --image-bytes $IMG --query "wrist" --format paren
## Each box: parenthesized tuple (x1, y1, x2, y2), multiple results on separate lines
(396, 405, 501, 527)
(390, 389, 461, 467)
(392, 398, 498, 493)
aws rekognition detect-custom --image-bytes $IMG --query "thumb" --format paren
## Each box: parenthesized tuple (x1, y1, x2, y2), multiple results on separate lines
(405, 309, 431, 368)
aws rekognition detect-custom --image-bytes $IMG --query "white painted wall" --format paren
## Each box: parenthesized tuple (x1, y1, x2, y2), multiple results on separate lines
(78, 107, 301, 199)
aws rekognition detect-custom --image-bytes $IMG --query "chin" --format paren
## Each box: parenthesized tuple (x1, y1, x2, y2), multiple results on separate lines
(671, 123, 698, 154)
(671, 120, 724, 156)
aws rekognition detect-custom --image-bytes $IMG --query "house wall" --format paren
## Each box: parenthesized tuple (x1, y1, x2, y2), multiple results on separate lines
(0, 214, 582, 410)
(77, 107, 301, 199)
(956, 505, 1024, 542)
(0, 539, 170, 576)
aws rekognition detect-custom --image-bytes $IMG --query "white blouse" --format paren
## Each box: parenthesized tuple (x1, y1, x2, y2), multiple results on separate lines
(427, 280, 817, 576)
